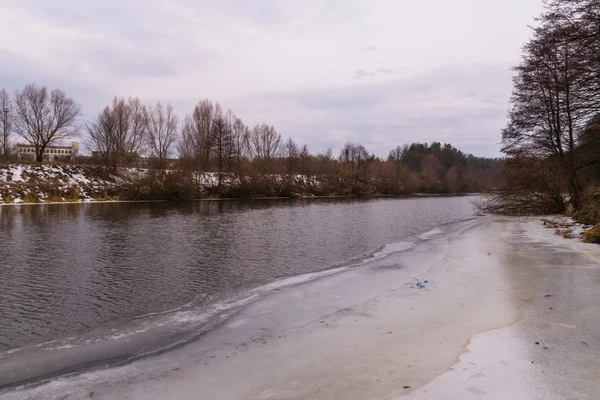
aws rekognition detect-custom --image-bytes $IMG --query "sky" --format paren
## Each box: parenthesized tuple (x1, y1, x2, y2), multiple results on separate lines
(0, 0, 544, 158)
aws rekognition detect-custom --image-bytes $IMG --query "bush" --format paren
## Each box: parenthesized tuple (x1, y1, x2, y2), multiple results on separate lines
(564, 203, 575, 217)
(46, 195, 64, 203)
(582, 225, 600, 244)
(23, 193, 41, 203)
(573, 187, 600, 225)
(66, 190, 81, 202)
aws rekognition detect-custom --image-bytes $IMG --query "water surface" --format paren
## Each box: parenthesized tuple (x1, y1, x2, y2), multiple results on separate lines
(0, 197, 476, 354)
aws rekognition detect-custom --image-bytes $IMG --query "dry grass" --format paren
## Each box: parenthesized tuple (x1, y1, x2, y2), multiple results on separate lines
(573, 187, 600, 226)
(583, 224, 600, 244)
(564, 203, 575, 217)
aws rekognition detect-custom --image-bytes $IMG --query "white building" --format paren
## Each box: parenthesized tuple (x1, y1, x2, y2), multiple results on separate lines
(17, 142, 80, 162)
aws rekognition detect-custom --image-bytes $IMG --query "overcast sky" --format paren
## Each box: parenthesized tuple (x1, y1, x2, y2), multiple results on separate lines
(0, 0, 544, 157)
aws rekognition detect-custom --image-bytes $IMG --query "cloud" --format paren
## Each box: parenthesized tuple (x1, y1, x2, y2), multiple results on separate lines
(377, 67, 396, 74)
(236, 64, 513, 157)
(0, 0, 542, 157)
(355, 70, 376, 78)
(354, 67, 396, 79)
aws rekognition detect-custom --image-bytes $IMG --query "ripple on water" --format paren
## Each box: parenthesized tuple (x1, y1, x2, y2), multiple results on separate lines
(0, 197, 477, 351)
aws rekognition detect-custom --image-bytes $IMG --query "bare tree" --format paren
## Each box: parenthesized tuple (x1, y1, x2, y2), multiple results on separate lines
(281, 137, 298, 182)
(247, 123, 281, 172)
(146, 102, 178, 171)
(0, 89, 11, 160)
(211, 103, 233, 189)
(194, 100, 214, 170)
(339, 142, 374, 194)
(501, 4, 596, 208)
(86, 106, 117, 171)
(299, 144, 309, 176)
(123, 98, 147, 163)
(388, 145, 404, 189)
(180, 100, 215, 173)
(12, 83, 81, 162)
(86, 97, 147, 170)
(230, 117, 249, 173)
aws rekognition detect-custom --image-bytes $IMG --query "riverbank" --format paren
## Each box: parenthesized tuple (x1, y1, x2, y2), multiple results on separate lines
(0, 163, 486, 205)
(4, 215, 598, 399)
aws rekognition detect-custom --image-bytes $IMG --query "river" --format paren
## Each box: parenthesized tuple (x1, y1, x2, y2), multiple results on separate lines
(0, 196, 478, 389)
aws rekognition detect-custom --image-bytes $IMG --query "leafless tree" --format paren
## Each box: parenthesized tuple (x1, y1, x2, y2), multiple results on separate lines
(247, 123, 281, 172)
(281, 137, 298, 181)
(299, 144, 309, 176)
(211, 104, 233, 189)
(12, 83, 81, 162)
(146, 102, 178, 171)
(233, 118, 250, 182)
(339, 142, 374, 194)
(180, 100, 214, 173)
(0, 89, 12, 160)
(86, 106, 117, 171)
(388, 145, 405, 189)
(86, 97, 146, 170)
(500, 0, 600, 209)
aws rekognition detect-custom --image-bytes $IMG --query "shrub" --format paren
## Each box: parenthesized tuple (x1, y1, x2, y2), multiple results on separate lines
(582, 225, 600, 244)
(573, 187, 600, 226)
(45, 195, 64, 203)
(23, 193, 41, 203)
(66, 190, 81, 202)
(564, 203, 575, 217)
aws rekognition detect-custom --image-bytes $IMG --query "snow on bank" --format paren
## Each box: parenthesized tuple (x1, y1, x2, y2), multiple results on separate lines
(539, 215, 593, 241)
(0, 164, 323, 204)
(0, 164, 115, 204)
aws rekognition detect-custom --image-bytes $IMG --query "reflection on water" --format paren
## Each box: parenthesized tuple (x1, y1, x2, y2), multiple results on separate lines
(0, 197, 476, 350)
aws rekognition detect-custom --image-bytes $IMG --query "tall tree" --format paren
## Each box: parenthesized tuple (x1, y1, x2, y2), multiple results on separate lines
(86, 97, 146, 170)
(180, 100, 214, 173)
(281, 137, 298, 183)
(247, 123, 281, 173)
(12, 84, 81, 162)
(146, 102, 178, 171)
(502, 5, 593, 208)
(299, 144, 310, 176)
(0, 89, 11, 160)
(229, 113, 248, 174)
(339, 142, 374, 195)
(211, 104, 233, 189)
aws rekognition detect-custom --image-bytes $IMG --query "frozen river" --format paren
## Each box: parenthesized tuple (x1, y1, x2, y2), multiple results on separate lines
(0, 196, 477, 389)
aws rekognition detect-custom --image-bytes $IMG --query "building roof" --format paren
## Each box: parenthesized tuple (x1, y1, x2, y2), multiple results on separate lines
(17, 143, 78, 149)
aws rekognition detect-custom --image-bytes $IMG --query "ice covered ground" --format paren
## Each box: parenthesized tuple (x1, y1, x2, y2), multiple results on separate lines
(2, 216, 599, 400)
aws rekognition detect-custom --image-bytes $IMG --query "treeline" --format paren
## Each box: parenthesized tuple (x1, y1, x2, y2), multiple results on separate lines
(487, 0, 600, 218)
(0, 84, 503, 199)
